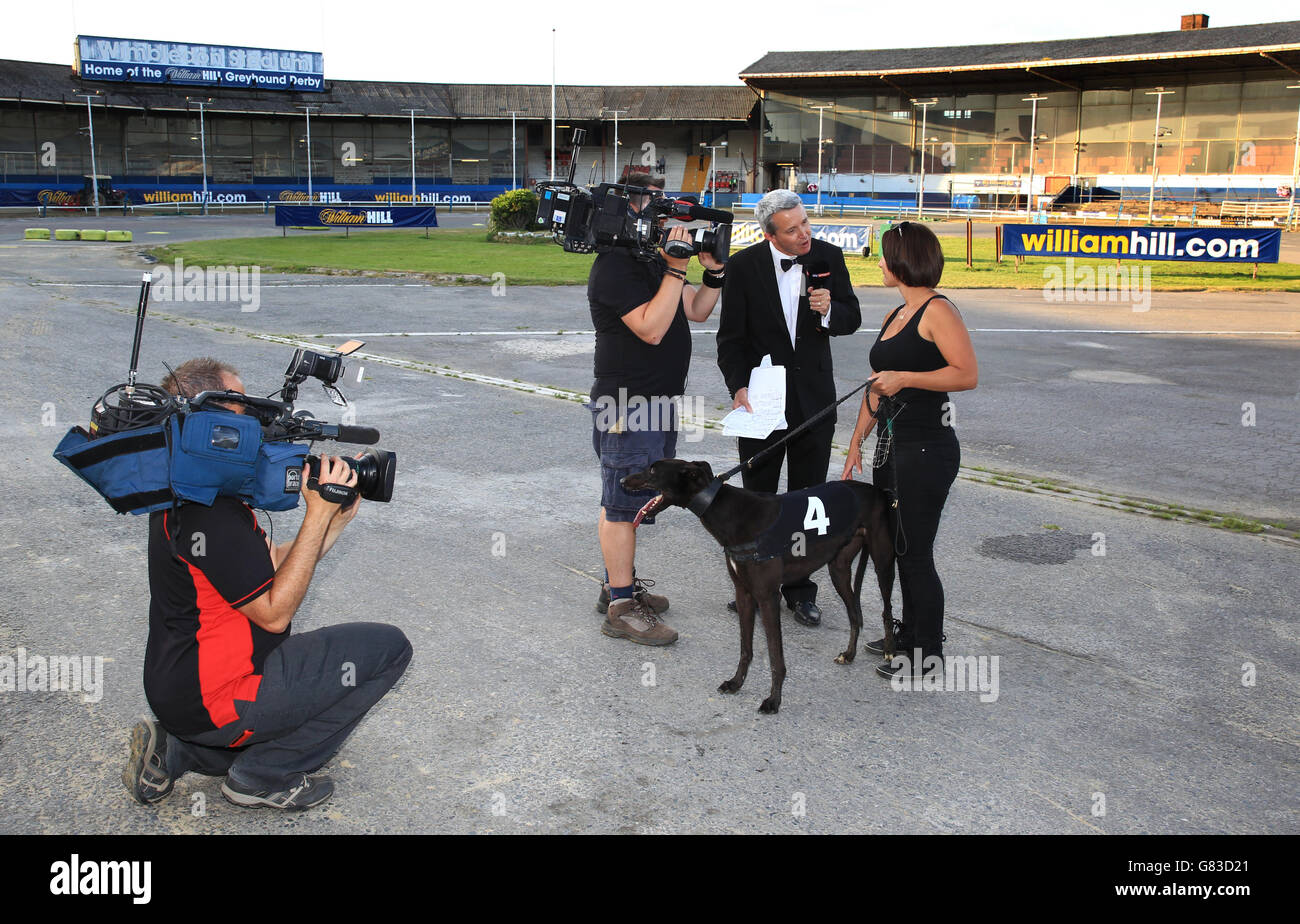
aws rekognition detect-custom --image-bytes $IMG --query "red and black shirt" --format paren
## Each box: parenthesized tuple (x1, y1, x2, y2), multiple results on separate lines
(145, 498, 282, 737)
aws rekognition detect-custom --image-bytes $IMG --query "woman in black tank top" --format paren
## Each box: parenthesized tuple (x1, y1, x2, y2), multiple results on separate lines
(840, 222, 978, 680)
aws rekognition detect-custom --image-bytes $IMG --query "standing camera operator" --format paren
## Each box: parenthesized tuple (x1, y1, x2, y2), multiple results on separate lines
(124, 357, 412, 811)
(589, 174, 725, 644)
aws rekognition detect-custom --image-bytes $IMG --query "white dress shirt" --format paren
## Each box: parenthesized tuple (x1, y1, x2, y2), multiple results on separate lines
(768, 242, 832, 348)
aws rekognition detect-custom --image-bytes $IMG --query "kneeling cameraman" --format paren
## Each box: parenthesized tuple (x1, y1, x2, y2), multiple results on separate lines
(124, 357, 411, 811)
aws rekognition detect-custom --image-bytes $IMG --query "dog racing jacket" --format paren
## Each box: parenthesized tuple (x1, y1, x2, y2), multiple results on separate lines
(726, 481, 861, 563)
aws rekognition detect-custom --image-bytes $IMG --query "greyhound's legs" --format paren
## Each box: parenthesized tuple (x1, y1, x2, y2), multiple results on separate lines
(757, 589, 785, 714)
(719, 568, 754, 694)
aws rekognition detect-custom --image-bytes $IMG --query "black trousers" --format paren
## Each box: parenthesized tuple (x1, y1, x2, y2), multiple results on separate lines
(873, 434, 960, 656)
(165, 623, 412, 791)
(737, 416, 836, 606)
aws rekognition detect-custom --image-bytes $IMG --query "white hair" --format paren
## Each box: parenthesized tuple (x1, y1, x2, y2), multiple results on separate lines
(755, 189, 804, 233)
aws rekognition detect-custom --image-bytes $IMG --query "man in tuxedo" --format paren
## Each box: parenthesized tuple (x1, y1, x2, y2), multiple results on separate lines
(716, 189, 861, 625)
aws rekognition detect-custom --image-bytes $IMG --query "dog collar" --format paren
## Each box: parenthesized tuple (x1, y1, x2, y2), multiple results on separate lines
(687, 478, 723, 518)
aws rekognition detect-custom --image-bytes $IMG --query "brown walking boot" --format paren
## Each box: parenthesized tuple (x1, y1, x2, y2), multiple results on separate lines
(602, 597, 678, 646)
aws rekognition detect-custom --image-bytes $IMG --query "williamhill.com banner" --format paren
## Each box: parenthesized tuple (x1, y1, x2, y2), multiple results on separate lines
(274, 205, 438, 228)
(1004, 223, 1280, 263)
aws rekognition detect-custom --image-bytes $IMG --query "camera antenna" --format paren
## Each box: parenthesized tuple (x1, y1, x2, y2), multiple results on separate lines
(126, 272, 153, 392)
(566, 128, 586, 184)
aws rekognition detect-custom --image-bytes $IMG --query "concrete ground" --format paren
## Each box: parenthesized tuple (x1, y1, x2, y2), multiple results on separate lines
(0, 214, 1295, 834)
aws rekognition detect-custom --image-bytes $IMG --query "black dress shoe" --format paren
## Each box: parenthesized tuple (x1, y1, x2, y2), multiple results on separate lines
(789, 600, 821, 627)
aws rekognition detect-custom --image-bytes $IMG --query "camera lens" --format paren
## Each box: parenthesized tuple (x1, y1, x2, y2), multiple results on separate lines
(348, 448, 397, 502)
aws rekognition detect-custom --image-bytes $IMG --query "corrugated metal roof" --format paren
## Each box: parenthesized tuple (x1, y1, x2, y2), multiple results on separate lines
(740, 19, 1300, 79)
(0, 59, 755, 121)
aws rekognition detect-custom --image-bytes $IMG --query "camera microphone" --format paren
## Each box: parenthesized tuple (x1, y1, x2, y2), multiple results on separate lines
(334, 425, 381, 445)
(669, 199, 734, 224)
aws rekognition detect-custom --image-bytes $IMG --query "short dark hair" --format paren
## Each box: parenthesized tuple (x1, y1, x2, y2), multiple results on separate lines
(882, 221, 944, 288)
(624, 171, 666, 189)
(161, 357, 240, 397)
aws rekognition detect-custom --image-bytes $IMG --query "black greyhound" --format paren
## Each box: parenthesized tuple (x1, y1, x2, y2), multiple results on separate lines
(623, 459, 896, 713)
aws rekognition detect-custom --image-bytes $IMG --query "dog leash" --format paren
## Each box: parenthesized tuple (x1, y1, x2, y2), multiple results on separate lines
(689, 376, 877, 518)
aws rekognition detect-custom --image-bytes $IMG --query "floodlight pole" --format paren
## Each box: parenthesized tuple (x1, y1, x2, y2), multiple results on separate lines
(1023, 94, 1047, 216)
(550, 28, 556, 181)
(811, 104, 832, 215)
(403, 108, 423, 201)
(188, 98, 211, 215)
(296, 104, 319, 201)
(504, 110, 524, 190)
(602, 108, 627, 184)
(1145, 88, 1174, 223)
(912, 98, 937, 218)
(1288, 84, 1300, 230)
(76, 93, 101, 216)
(700, 141, 727, 206)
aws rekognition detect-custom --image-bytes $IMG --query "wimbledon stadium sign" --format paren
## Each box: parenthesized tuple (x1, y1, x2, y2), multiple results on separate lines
(74, 36, 324, 91)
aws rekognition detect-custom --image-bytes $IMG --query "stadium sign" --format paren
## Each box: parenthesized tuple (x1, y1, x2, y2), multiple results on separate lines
(732, 221, 871, 252)
(274, 205, 438, 228)
(1003, 223, 1280, 263)
(74, 36, 324, 91)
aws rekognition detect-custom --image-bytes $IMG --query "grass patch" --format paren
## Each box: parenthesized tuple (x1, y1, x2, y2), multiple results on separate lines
(152, 228, 1300, 291)
(153, 229, 700, 286)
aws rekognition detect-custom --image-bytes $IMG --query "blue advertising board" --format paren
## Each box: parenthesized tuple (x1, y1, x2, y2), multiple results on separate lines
(731, 220, 872, 252)
(1002, 224, 1280, 263)
(274, 205, 438, 228)
(75, 35, 324, 92)
(0, 183, 501, 208)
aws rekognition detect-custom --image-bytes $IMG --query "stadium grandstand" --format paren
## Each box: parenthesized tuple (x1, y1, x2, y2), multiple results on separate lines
(2, 16, 1298, 225)
(0, 54, 756, 209)
(740, 15, 1300, 223)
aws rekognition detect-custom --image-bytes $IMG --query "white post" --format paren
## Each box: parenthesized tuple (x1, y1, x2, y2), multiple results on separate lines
(197, 101, 208, 215)
(403, 108, 423, 201)
(1288, 84, 1300, 229)
(913, 98, 936, 218)
(296, 104, 318, 202)
(78, 93, 100, 216)
(1023, 94, 1046, 217)
(1145, 88, 1174, 223)
(811, 104, 831, 215)
(550, 28, 556, 181)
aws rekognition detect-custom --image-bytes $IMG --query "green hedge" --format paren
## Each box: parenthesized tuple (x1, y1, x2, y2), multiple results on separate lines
(54, 229, 79, 241)
(106, 230, 133, 242)
(24, 228, 50, 240)
(489, 189, 539, 232)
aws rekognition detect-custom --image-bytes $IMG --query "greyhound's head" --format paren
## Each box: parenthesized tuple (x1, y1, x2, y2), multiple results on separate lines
(622, 459, 716, 528)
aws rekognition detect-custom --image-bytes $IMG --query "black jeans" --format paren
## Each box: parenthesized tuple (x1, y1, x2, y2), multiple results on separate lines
(164, 623, 412, 791)
(873, 434, 960, 656)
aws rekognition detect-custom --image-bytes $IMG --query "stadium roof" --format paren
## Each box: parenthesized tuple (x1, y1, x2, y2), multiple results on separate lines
(740, 19, 1300, 90)
(0, 59, 757, 122)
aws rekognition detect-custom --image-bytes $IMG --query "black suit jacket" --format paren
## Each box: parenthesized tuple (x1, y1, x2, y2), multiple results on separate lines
(716, 237, 861, 425)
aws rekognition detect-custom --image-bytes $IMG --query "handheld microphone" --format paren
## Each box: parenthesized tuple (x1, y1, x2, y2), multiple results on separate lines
(802, 259, 832, 291)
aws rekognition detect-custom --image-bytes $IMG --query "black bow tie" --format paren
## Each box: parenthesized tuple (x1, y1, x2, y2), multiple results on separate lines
(779, 257, 798, 272)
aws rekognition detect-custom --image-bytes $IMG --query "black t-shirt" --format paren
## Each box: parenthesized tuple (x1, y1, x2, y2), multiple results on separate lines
(144, 497, 281, 737)
(588, 249, 690, 401)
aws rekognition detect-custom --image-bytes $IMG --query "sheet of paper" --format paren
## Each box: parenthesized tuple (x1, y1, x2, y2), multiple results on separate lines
(721, 355, 787, 439)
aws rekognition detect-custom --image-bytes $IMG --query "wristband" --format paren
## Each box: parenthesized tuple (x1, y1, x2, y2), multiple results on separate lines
(700, 269, 725, 289)
(664, 267, 687, 281)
